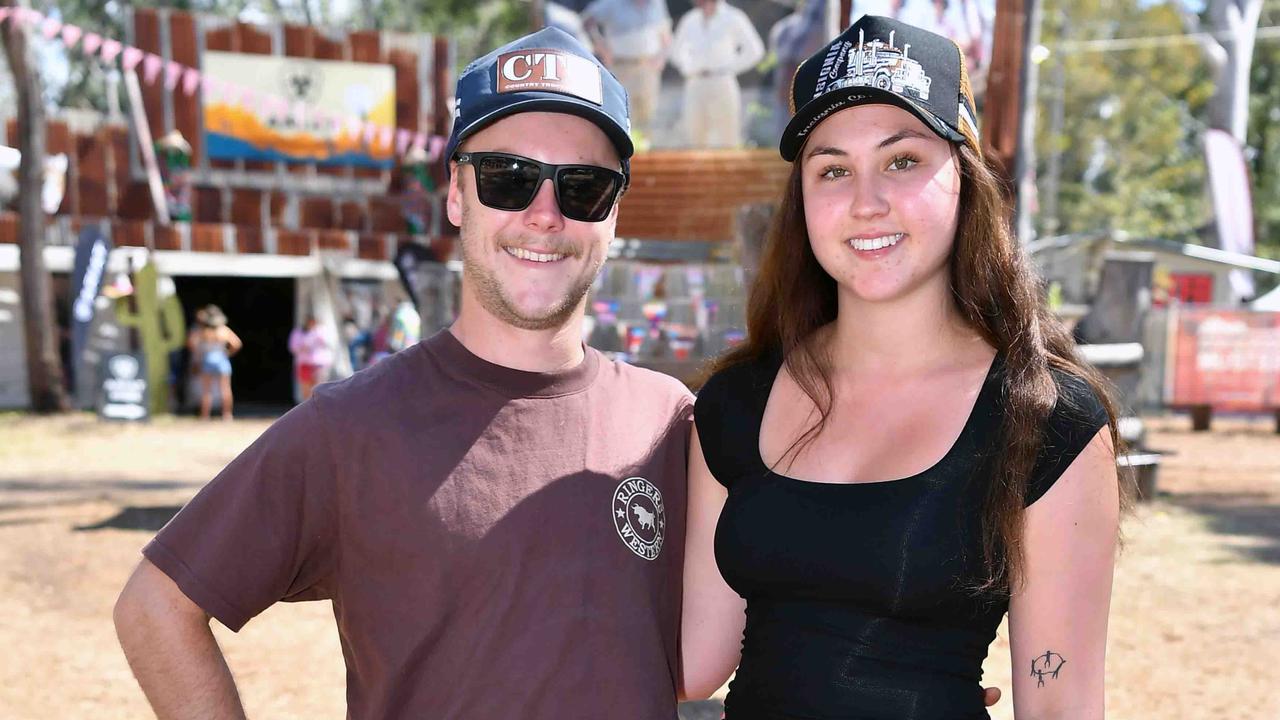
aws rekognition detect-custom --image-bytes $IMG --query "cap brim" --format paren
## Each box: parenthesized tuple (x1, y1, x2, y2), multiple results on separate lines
(448, 95, 633, 170)
(780, 87, 964, 162)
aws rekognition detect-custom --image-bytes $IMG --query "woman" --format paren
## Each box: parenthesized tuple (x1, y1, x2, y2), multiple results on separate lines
(188, 305, 242, 420)
(681, 16, 1132, 719)
(288, 316, 333, 401)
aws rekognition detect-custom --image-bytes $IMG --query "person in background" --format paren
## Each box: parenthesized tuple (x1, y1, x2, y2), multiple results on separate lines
(188, 305, 241, 421)
(546, 0, 594, 50)
(669, 0, 764, 149)
(767, 0, 828, 138)
(582, 0, 672, 142)
(288, 316, 333, 402)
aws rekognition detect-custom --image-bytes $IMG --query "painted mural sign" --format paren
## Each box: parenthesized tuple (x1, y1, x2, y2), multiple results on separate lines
(202, 51, 397, 168)
(1167, 308, 1280, 411)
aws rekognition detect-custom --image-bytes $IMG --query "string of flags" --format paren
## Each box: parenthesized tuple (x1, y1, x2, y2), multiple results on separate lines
(0, 6, 448, 161)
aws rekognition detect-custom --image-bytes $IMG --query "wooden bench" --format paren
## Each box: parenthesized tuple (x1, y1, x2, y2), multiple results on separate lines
(617, 149, 791, 243)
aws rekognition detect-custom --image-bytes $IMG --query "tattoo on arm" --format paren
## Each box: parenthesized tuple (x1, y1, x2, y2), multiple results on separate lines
(1030, 650, 1066, 688)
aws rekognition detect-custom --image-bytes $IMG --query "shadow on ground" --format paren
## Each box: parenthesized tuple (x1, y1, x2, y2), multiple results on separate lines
(1163, 491, 1280, 565)
(678, 700, 725, 719)
(75, 505, 184, 532)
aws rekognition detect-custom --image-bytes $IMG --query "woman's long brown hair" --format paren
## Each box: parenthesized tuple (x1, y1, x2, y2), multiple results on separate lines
(708, 143, 1134, 594)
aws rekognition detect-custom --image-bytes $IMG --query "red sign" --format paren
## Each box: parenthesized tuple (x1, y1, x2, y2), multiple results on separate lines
(1168, 308, 1280, 410)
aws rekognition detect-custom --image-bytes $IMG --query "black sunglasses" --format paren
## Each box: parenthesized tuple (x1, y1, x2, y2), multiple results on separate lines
(454, 151, 627, 223)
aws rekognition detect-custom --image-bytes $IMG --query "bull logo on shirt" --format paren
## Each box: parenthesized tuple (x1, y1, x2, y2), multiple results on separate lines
(612, 477, 665, 561)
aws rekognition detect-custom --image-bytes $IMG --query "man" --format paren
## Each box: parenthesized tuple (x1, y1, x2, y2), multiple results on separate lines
(581, 0, 672, 140)
(114, 27, 694, 719)
(669, 0, 765, 149)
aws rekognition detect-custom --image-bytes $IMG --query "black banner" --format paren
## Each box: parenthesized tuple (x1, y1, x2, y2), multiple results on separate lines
(68, 226, 112, 386)
(393, 242, 439, 310)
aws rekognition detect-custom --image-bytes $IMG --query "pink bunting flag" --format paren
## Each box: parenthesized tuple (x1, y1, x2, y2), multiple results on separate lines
(427, 135, 446, 162)
(362, 122, 377, 146)
(101, 39, 123, 64)
(395, 129, 411, 155)
(181, 68, 201, 96)
(142, 54, 164, 85)
(164, 61, 183, 92)
(378, 126, 393, 149)
(409, 132, 427, 153)
(81, 32, 102, 56)
(345, 117, 363, 139)
(40, 18, 62, 40)
(17, 8, 43, 26)
(121, 45, 144, 72)
(291, 101, 307, 127)
(239, 87, 258, 108)
(60, 25, 82, 49)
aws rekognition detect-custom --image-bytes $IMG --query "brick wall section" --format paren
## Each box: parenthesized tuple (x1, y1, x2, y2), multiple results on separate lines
(0, 211, 443, 262)
(133, 11, 165, 150)
(0, 213, 16, 244)
(191, 223, 224, 253)
(76, 130, 111, 217)
(153, 224, 183, 251)
(236, 227, 265, 254)
(275, 229, 312, 256)
(357, 234, 386, 260)
(317, 229, 351, 252)
(170, 12, 202, 176)
(338, 201, 366, 231)
(114, 220, 149, 248)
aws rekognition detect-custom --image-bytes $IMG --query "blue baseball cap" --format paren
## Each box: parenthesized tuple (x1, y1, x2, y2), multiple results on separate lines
(444, 27, 633, 176)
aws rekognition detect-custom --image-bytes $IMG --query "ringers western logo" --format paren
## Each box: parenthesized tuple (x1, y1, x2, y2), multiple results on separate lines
(496, 49, 604, 106)
(613, 477, 665, 561)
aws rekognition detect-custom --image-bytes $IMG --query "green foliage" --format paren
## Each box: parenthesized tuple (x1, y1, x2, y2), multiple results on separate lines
(1034, 0, 1217, 240)
(1248, 0, 1280, 260)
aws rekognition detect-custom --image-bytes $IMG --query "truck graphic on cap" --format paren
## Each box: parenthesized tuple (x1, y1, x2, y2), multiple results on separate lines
(829, 29, 932, 102)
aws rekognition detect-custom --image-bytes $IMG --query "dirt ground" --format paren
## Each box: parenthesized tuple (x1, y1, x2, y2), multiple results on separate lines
(1, 411, 1277, 719)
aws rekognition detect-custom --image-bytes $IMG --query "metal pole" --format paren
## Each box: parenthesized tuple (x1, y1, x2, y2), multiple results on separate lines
(124, 70, 172, 226)
(1014, 0, 1042, 243)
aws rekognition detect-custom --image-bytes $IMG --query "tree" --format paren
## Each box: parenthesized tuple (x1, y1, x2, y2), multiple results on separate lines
(1, 1, 71, 411)
(1245, 1, 1280, 292)
(1034, 0, 1217, 239)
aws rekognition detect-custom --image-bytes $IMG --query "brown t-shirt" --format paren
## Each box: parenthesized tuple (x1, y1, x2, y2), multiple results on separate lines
(144, 330, 694, 719)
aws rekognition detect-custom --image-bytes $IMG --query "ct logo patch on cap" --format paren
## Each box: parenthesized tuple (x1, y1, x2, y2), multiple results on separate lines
(612, 477, 665, 561)
(496, 49, 603, 106)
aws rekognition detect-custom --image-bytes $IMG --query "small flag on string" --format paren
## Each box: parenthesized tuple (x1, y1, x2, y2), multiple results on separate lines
(378, 126, 394, 149)
(142, 54, 164, 84)
(428, 135, 446, 162)
(121, 46, 144, 72)
(40, 17, 62, 40)
(181, 67, 201, 96)
(82, 32, 102, 56)
(164, 61, 183, 92)
(395, 129, 412, 155)
(101, 38, 123, 63)
(59, 24, 82, 49)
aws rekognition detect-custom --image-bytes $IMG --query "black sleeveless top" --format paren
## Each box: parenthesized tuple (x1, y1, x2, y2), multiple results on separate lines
(694, 352, 1108, 720)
